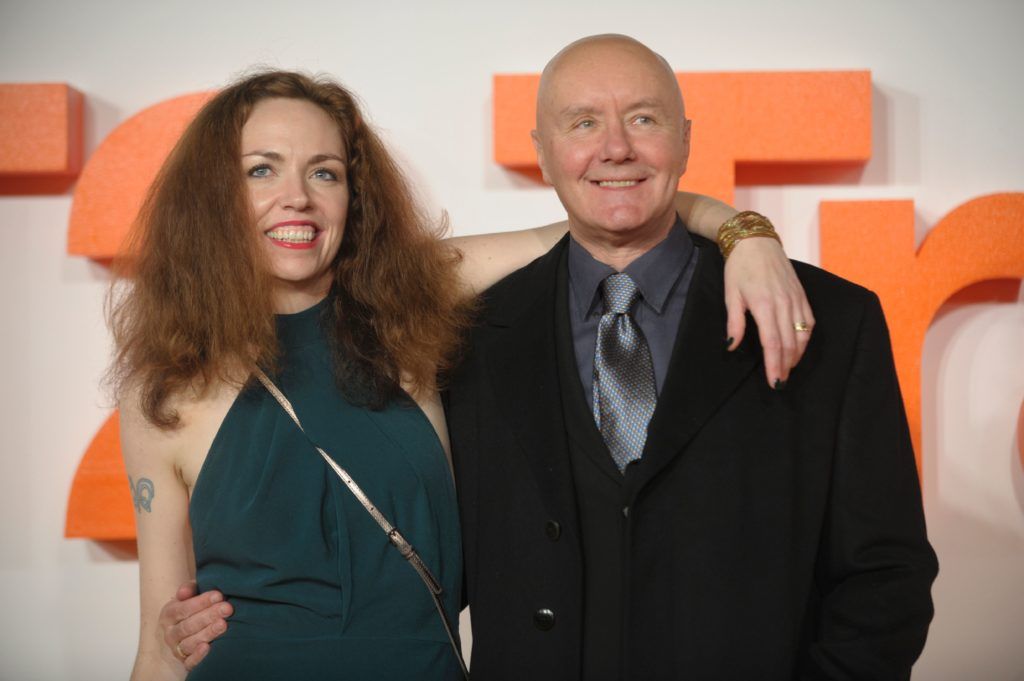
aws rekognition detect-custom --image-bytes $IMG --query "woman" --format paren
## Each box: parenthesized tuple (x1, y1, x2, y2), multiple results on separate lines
(115, 71, 810, 680)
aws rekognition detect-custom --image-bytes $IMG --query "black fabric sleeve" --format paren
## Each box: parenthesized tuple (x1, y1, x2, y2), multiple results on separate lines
(801, 293, 939, 680)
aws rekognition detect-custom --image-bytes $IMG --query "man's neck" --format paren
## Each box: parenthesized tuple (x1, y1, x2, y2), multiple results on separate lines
(570, 217, 675, 271)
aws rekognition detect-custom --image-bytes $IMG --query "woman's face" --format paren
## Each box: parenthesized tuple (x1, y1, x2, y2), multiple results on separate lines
(241, 97, 349, 313)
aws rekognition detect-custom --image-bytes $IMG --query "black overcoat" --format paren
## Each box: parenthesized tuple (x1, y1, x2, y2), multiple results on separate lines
(447, 234, 937, 681)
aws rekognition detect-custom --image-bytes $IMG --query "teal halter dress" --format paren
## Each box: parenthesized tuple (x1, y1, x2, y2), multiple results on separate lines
(187, 300, 463, 680)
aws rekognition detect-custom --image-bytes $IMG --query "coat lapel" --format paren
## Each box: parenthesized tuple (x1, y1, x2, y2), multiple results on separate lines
(482, 237, 581, 537)
(478, 235, 760, 518)
(629, 238, 760, 491)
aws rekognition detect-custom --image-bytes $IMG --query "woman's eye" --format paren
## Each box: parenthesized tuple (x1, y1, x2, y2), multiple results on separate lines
(312, 168, 338, 181)
(247, 164, 272, 178)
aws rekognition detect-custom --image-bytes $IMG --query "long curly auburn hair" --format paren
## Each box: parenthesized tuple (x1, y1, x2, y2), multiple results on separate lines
(109, 70, 472, 428)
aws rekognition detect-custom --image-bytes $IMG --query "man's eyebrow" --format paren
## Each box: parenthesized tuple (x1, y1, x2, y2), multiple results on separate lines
(557, 99, 669, 119)
(627, 98, 667, 112)
(241, 151, 345, 164)
(558, 105, 598, 119)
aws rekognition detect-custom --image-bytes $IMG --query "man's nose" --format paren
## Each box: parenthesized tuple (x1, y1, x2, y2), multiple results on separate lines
(600, 121, 636, 163)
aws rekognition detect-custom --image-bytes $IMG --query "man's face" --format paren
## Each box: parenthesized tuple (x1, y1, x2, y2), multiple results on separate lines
(532, 39, 691, 252)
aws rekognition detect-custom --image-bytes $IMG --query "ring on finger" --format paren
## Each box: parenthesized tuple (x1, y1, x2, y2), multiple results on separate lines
(175, 642, 187, 660)
(793, 321, 810, 332)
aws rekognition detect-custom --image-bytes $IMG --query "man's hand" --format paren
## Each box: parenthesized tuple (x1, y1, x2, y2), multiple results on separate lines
(723, 236, 814, 387)
(160, 581, 232, 672)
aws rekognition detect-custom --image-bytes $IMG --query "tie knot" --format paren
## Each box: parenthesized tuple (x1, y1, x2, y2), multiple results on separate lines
(601, 273, 640, 314)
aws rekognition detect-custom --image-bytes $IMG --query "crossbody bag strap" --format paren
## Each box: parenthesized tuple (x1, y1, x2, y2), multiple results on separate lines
(253, 368, 469, 680)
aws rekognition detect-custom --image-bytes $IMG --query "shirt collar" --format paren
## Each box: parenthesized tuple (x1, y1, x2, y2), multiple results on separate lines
(568, 217, 694, 320)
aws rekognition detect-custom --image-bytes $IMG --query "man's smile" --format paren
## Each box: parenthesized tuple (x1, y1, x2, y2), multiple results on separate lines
(594, 179, 643, 188)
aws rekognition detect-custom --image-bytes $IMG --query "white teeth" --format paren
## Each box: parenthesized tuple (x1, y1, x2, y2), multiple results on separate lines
(266, 227, 316, 243)
(598, 180, 639, 188)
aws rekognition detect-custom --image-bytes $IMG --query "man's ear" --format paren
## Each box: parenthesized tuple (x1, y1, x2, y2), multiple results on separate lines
(531, 129, 552, 184)
(679, 118, 692, 175)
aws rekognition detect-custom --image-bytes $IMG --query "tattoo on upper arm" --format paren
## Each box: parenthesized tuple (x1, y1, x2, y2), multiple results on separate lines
(129, 476, 155, 513)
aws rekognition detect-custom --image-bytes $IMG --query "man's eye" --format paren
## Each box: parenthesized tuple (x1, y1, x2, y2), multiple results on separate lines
(634, 115, 653, 125)
(247, 164, 271, 178)
(576, 119, 595, 129)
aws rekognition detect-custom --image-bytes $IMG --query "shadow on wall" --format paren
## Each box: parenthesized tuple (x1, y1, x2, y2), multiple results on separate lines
(1017, 399, 1024, 512)
(860, 84, 921, 189)
(916, 280, 1024, 680)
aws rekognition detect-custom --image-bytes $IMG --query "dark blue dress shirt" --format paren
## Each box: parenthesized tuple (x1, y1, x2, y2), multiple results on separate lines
(567, 218, 699, 413)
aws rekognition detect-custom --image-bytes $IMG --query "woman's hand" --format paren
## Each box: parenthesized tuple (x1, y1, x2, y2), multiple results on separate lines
(723, 236, 814, 388)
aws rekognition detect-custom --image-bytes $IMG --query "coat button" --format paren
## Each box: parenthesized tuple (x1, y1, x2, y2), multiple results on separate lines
(533, 608, 556, 631)
(545, 520, 561, 541)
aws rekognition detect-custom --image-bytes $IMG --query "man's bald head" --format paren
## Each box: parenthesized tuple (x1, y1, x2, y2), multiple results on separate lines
(531, 35, 691, 264)
(536, 34, 686, 130)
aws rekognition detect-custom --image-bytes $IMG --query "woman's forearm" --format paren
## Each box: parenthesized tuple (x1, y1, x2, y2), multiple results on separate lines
(448, 191, 740, 295)
(674, 191, 738, 240)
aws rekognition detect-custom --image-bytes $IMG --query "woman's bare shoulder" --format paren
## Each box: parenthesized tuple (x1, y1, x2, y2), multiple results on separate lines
(119, 378, 244, 490)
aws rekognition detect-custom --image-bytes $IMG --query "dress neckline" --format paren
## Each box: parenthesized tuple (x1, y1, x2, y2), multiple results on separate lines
(276, 297, 331, 349)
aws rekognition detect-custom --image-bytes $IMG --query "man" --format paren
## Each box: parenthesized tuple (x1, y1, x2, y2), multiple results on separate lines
(162, 35, 936, 679)
(445, 35, 936, 680)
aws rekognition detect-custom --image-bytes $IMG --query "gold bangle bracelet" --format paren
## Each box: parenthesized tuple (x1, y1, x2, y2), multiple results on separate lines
(718, 211, 781, 259)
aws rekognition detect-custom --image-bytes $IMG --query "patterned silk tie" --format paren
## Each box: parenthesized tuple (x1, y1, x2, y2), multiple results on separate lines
(593, 273, 657, 473)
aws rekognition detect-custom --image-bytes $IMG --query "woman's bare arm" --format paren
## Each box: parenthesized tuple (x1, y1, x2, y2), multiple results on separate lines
(448, 221, 566, 296)
(120, 395, 196, 681)
(448, 191, 813, 385)
(448, 192, 728, 295)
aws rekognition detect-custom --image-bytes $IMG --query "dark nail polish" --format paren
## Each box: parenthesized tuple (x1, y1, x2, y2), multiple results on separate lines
(773, 379, 788, 391)
(724, 337, 734, 347)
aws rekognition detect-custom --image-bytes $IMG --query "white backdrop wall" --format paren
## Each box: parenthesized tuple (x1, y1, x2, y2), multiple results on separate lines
(1, 1, 1022, 679)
